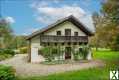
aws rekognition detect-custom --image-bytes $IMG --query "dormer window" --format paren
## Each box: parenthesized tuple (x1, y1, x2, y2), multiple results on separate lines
(74, 32, 78, 36)
(57, 31, 61, 36)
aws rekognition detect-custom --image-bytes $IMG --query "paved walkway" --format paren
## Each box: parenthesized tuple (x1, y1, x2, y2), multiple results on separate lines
(0, 54, 104, 76)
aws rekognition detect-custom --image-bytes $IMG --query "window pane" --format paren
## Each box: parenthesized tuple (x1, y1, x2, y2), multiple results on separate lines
(57, 31, 61, 35)
(74, 32, 78, 36)
(65, 29, 71, 36)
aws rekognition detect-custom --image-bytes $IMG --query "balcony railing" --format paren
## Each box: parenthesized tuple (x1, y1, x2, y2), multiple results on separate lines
(40, 35, 88, 43)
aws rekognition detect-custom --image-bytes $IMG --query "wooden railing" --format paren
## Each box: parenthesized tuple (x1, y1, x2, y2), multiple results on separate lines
(40, 35, 88, 43)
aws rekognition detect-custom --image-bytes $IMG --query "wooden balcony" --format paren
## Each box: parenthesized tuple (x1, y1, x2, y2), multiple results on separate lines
(40, 35, 88, 43)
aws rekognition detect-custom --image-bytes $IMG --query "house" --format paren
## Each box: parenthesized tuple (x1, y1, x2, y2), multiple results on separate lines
(27, 15, 94, 63)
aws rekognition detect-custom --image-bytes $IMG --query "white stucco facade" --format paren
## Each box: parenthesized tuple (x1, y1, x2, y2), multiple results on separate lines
(30, 35, 45, 63)
(29, 20, 92, 63)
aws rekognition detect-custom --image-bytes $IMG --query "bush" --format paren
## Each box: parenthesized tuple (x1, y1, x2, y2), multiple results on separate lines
(19, 47, 28, 54)
(40, 46, 54, 62)
(0, 54, 12, 61)
(0, 49, 15, 61)
(0, 65, 15, 80)
(81, 46, 89, 60)
(3, 49, 15, 56)
(73, 51, 80, 61)
(40, 46, 64, 62)
(0, 49, 15, 56)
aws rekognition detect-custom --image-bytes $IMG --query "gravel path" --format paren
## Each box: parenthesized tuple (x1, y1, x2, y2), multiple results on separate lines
(0, 54, 104, 76)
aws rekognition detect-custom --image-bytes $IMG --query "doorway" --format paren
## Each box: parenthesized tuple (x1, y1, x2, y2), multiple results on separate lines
(65, 47, 71, 59)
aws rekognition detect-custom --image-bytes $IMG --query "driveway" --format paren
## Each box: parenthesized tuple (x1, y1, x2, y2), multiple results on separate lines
(0, 54, 104, 76)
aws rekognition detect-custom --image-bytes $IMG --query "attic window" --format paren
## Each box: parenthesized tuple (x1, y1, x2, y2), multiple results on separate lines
(57, 31, 61, 35)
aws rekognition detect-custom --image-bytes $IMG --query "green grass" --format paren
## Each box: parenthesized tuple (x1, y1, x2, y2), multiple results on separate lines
(17, 50, 119, 80)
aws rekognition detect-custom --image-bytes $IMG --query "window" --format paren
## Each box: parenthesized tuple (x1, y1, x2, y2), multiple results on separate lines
(79, 42, 82, 45)
(74, 32, 78, 36)
(55, 43, 57, 46)
(65, 29, 71, 36)
(73, 42, 77, 45)
(62, 43, 64, 45)
(79, 48, 83, 52)
(68, 42, 71, 45)
(47, 43, 50, 46)
(57, 31, 61, 35)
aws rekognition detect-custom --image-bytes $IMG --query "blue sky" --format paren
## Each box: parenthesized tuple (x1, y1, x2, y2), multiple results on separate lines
(0, 0, 102, 35)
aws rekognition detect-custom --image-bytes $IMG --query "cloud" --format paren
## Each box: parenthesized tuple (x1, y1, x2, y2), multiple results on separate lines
(35, 6, 86, 24)
(22, 27, 39, 35)
(31, 2, 95, 32)
(37, 6, 86, 17)
(79, 14, 95, 32)
(30, 1, 48, 9)
(28, 27, 39, 33)
(30, 0, 62, 8)
(36, 16, 53, 24)
(5, 16, 15, 24)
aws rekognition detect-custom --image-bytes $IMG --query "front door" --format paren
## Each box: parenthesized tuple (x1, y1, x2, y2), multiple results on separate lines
(65, 47, 71, 59)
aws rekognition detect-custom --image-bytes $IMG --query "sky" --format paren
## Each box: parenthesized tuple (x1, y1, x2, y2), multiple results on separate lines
(0, 0, 102, 35)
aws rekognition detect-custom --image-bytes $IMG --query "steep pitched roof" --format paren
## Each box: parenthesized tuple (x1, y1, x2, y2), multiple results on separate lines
(27, 15, 94, 40)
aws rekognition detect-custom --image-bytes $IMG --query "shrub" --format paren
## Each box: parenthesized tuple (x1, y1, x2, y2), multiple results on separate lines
(0, 54, 12, 61)
(0, 55, 6, 61)
(40, 46, 53, 62)
(0, 49, 15, 56)
(40, 46, 64, 62)
(81, 46, 89, 60)
(19, 47, 28, 54)
(73, 51, 80, 61)
(0, 49, 15, 61)
(0, 65, 15, 80)
(3, 49, 15, 56)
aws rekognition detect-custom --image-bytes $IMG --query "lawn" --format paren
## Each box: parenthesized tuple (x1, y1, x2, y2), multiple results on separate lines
(17, 50, 119, 80)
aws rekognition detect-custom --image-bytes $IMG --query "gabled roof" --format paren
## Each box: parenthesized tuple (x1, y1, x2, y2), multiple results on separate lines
(27, 15, 94, 40)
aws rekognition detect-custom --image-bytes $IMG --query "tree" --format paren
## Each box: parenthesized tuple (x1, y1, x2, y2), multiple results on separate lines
(102, 0, 119, 50)
(0, 19, 13, 49)
(90, 12, 102, 50)
(90, 0, 119, 51)
(102, 0, 119, 25)
(90, 12, 109, 50)
(0, 18, 28, 49)
(11, 36, 28, 49)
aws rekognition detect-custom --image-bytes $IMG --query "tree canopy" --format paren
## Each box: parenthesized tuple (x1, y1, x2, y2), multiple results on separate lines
(90, 0, 119, 50)
(0, 18, 27, 49)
